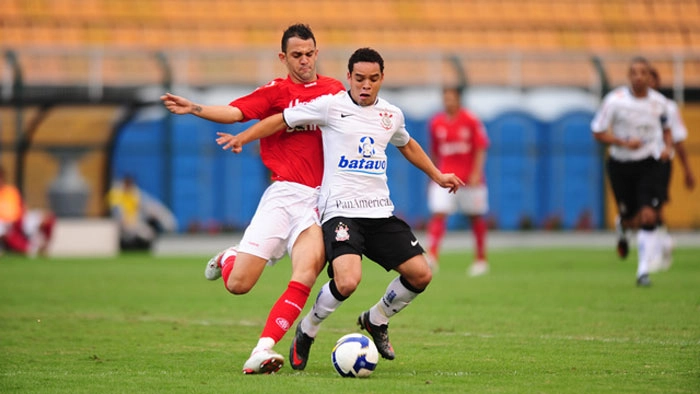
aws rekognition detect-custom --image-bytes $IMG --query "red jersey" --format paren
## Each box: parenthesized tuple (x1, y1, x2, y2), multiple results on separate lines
(231, 75, 345, 188)
(429, 108, 489, 183)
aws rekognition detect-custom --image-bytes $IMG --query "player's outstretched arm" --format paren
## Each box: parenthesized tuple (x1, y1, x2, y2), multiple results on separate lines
(160, 92, 244, 124)
(397, 138, 465, 193)
(216, 113, 286, 153)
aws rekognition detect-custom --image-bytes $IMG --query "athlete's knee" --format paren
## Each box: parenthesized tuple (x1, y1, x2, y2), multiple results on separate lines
(638, 206, 658, 228)
(333, 274, 360, 298)
(403, 265, 432, 290)
(401, 269, 432, 293)
(413, 269, 433, 290)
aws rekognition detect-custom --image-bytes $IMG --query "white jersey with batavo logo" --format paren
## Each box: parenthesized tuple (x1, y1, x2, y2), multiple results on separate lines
(591, 86, 669, 161)
(282, 91, 411, 223)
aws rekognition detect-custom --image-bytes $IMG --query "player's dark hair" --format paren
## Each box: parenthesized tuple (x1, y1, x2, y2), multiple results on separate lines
(281, 24, 316, 53)
(348, 48, 384, 74)
(629, 56, 651, 71)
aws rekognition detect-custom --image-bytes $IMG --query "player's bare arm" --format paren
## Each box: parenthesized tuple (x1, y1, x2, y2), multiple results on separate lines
(216, 113, 287, 153)
(674, 141, 696, 190)
(397, 139, 465, 193)
(160, 92, 244, 124)
(659, 127, 674, 161)
(469, 149, 487, 185)
(593, 130, 642, 149)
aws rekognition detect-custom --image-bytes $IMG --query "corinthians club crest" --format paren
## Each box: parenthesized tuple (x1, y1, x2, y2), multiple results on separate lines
(358, 136, 375, 157)
(335, 222, 350, 242)
(379, 111, 393, 130)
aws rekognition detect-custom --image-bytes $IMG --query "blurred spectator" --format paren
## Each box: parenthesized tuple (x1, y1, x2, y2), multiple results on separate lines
(0, 166, 55, 257)
(106, 175, 177, 250)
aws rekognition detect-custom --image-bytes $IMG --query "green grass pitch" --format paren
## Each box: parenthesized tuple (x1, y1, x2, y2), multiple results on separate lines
(1, 247, 698, 393)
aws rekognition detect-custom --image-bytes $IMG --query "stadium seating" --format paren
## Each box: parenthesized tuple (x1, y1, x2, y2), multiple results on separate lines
(1, 0, 699, 82)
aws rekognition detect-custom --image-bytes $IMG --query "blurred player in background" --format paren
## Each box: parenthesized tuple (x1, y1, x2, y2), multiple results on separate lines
(591, 56, 673, 287)
(647, 66, 696, 272)
(0, 165, 55, 257)
(160, 24, 345, 374)
(216, 47, 464, 369)
(425, 86, 490, 276)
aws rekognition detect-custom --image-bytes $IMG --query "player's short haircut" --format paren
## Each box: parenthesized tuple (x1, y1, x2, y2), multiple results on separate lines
(629, 56, 651, 71)
(281, 24, 316, 53)
(348, 48, 384, 74)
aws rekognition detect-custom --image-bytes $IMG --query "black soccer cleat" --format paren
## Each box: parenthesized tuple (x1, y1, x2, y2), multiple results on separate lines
(357, 311, 395, 360)
(617, 237, 629, 259)
(289, 324, 314, 370)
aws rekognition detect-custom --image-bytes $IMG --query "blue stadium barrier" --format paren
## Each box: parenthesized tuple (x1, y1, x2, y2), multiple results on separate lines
(484, 111, 545, 230)
(112, 116, 266, 232)
(546, 110, 603, 229)
(113, 106, 604, 232)
(112, 119, 166, 200)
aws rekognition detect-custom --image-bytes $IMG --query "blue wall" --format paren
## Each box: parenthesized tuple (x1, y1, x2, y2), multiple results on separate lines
(113, 116, 267, 232)
(112, 108, 601, 232)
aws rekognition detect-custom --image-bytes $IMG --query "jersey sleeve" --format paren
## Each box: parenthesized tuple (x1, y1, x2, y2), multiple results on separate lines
(667, 100, 688, 143)
(389, 110, 411, 147)
(283, 93, 333, 129)
(229, 80, 278, 121)
(591, 92, 616, 133)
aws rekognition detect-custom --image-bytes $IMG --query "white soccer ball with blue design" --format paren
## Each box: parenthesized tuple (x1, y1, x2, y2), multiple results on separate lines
(331, 333, 379, 378)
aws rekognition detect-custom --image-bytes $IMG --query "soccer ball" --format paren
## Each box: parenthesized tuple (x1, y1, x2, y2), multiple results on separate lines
(331, 333, 379, 378)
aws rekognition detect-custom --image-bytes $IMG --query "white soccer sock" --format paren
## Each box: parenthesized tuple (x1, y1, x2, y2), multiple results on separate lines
(637, 229, 659, 277)
(300, 282, 343, 337)
(369, 276, 419, 326)
(252, 337, 275, 353)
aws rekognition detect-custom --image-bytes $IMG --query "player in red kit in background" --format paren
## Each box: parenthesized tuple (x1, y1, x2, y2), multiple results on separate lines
(426, 86, 490, 276)
(161, 24, 345, 374)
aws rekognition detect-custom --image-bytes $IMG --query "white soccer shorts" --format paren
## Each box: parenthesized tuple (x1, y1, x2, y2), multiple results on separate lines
(238, 181, 320, 265)
(427, 181, 489, 216)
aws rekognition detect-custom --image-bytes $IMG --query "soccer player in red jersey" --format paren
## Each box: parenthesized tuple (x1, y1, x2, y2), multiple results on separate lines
(160, 24, 345, 374)
(425, 86, 490, 276)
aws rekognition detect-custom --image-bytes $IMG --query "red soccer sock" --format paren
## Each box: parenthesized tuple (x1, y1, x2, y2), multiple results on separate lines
(472, 215, 487, 261)
(260, 281, 311, 344)
(221, 254, 236, 284)
(427, 216, 446, 257)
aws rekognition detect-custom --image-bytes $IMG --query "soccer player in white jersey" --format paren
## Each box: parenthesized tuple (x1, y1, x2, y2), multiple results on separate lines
(161, 24, 345, 374)
(648, 67, 696, 272)
(591, 56, 674, 287)
(216, 48, 464, 368)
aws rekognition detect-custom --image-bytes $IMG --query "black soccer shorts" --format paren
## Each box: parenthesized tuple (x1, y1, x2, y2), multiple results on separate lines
(322, 216, 424, 276)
